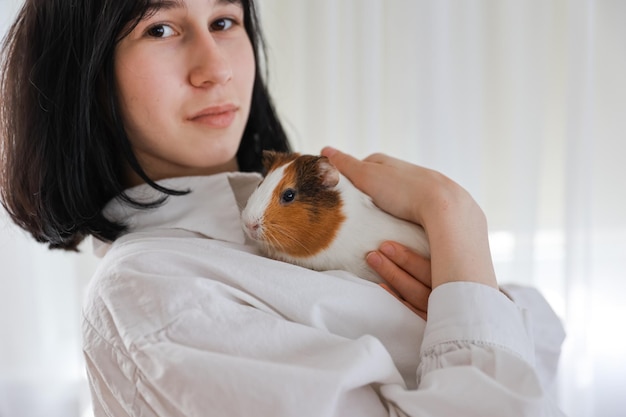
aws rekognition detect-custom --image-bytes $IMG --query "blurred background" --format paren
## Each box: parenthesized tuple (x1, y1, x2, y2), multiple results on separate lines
(1, 0, 625, 416)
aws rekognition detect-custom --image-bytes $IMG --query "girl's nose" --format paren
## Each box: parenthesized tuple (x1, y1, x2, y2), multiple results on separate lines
(189, 34, 233, 87)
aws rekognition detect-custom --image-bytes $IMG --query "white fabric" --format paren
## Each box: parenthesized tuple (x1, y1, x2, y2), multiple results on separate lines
(82, 173, 565, 417)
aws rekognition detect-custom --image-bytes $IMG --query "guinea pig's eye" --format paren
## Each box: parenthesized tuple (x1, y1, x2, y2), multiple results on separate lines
(281, 188, 297, 204)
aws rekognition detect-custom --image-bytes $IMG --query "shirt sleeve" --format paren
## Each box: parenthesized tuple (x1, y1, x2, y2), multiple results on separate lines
(381, 282, 566, 417)
(500, 283, 567, 389)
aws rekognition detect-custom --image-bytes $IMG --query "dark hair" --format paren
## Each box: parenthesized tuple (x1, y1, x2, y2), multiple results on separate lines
(0, 0, 290, 251)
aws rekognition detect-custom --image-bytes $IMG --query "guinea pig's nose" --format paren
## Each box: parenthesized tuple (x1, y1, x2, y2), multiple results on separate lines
(244, 220, 261, 239)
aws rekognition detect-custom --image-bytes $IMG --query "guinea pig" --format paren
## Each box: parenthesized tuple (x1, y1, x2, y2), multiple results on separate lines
(241, 151, 430, 284)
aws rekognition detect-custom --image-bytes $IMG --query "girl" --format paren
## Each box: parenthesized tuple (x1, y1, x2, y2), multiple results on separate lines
(0, 0, 565, 416)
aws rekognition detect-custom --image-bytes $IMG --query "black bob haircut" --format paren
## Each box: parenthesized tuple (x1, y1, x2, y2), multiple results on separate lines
(0, 0, 291, 251)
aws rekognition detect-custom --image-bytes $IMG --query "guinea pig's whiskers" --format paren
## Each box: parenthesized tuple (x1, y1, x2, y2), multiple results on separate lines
(264, 229, 288, 252)
(271, 223, 314, 256)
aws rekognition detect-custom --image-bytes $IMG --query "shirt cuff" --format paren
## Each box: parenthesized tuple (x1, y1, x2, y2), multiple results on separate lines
(422, 282, 535, 364)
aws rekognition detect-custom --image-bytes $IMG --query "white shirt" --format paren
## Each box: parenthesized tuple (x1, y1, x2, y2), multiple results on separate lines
(82, 172, 566, 417)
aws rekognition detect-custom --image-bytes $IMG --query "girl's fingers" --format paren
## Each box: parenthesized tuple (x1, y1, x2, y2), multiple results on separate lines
(366, 244, 431, 316)
(378, 241, 431, 288)
(321, 147, 417, 222)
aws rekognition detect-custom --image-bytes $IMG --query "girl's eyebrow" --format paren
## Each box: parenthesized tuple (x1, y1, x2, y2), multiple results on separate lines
(146, 0, 241, 15)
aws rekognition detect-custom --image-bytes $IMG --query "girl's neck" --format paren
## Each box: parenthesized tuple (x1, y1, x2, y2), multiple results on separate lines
(124, 158, 240, 187)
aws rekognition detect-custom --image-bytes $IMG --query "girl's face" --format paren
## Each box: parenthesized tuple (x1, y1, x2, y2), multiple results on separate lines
(114, 0, 255, 184)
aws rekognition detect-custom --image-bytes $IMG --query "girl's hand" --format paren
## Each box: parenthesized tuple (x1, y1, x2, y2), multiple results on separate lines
(321, 147, 498, 292)
(366, 241, 432, 320)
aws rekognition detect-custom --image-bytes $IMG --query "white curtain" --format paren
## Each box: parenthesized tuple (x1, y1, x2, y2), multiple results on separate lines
(1, 1, 625, 416)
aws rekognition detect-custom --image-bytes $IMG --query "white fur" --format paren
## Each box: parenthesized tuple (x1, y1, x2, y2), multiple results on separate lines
(241, 165, 430, 284)
(241, 163, 288, 239)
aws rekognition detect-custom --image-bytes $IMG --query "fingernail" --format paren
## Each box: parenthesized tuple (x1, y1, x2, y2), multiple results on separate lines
(366, 251, 382, 268)
(380, 242, 395, 257)
(321, 146, 338, 157)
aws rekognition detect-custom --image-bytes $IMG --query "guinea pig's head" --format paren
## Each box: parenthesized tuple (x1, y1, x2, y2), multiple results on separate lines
(241, 151, 347, 259)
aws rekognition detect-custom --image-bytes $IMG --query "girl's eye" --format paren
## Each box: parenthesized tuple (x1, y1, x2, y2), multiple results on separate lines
(146, 24, 176, 38)
(210, 18, 235, 32)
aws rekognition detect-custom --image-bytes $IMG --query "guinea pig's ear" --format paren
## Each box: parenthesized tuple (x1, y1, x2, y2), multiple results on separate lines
(262, 151, 300, 175)
(317, 156, 340, 188)
(261, 150, 279, 173)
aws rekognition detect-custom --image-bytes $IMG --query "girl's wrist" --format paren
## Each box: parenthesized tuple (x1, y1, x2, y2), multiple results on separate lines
(416, 183, 498, 290)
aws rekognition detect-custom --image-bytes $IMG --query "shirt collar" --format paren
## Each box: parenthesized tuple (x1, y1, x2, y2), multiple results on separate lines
(94, 172, 263, 256)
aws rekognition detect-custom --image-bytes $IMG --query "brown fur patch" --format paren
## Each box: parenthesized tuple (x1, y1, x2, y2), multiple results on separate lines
(263, 154, 346, 258)
(262, 151, 300, 174)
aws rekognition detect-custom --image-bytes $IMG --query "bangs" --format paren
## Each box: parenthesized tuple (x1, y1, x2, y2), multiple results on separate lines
(115, 0, 162, 42)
